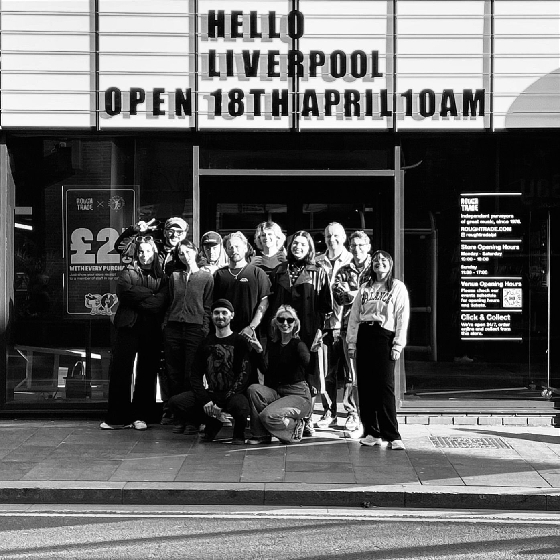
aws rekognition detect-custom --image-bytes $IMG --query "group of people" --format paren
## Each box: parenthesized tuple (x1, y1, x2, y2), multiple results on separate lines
(100, 217, 410, 450)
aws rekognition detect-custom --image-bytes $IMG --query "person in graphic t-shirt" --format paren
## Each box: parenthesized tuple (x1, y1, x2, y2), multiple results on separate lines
(212, 231, 271, 342)
(167, 299, 251, 444)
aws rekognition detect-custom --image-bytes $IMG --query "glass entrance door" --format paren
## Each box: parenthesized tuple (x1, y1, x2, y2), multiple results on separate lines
(200, 176, 395, 253)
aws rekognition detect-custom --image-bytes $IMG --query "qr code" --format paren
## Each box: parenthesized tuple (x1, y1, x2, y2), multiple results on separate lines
(503, 288, 522, 308)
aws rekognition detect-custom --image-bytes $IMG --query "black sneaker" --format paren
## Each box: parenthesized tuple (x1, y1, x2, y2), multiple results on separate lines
(303, 418, 315, 437)
(200, 424, 222, 442)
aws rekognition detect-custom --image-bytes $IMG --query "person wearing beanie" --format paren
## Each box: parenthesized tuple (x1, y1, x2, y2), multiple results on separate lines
(168, 299, 251, 443)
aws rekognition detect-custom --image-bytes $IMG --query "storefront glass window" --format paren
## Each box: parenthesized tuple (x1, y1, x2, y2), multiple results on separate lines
(6, 138, 193, 407)
(401, 136, 557, 409)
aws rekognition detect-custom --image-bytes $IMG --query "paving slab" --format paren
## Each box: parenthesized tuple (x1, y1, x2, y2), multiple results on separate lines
(0, 419, 559, 510)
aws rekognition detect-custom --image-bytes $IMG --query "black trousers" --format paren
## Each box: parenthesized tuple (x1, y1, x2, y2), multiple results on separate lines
(106, 320, 161, 425)
(168, 390, 250, 440)
(320, 329, 347, 416)
(163, 322, 205, 398)
(356, 323, 401, 442)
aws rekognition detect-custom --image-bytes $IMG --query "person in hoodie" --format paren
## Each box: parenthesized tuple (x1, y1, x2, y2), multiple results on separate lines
(197, 231, 228, 274)
(100, 238, 166, 431)
(346, 250, 410, 451)
(163, 240, 213, 431)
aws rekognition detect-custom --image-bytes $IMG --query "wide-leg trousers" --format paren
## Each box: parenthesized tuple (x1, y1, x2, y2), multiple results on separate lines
(356, 323, 401, 442)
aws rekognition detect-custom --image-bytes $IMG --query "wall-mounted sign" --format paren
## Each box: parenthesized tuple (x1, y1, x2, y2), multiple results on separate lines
(459, 192, 524, 340)
(1, 1, 558, 130)
(99, 1, 486, 129)
(63, 187, 136, 316)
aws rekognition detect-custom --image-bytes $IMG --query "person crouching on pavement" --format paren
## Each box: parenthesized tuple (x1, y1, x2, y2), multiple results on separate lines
(168, 299, 251, 444)
(246, 305, 311, 444)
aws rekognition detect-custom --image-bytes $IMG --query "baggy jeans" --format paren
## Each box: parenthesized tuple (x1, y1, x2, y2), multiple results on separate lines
(247, 381, 312, 443)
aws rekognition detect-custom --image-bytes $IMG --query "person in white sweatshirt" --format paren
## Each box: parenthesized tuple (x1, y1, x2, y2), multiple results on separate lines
(346, 250, 410, 450)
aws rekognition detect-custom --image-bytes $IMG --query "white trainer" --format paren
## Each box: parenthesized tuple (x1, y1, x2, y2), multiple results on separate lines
(132, 420, 148, 431)
(359, 435, 383, 447)
(389, 439, 406, 450)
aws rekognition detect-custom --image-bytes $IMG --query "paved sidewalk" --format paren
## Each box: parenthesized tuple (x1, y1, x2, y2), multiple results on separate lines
(1, 418, 560, 510)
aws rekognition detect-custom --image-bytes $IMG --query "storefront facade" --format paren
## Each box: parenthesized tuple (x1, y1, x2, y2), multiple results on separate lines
(0, 0, 558, 416)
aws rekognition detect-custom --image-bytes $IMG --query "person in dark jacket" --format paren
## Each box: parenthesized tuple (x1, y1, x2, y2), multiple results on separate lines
(100, 238, 166, 431)
(267, 230, 332, 436)
(114, 216, 188, 425)
(246, 305, 311, 444)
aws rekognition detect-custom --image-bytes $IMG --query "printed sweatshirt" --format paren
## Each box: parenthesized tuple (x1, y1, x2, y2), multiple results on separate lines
(346, 278, 410, 353)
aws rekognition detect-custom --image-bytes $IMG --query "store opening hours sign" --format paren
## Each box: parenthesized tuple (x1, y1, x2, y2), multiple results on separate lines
(459, 193, 524, 341)
(64, 187, 136, 316)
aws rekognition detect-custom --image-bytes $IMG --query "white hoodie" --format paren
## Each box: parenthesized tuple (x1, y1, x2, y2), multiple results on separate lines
(346, 278, 410, 353)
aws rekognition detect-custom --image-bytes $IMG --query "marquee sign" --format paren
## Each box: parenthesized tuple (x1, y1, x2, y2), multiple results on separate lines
(1, 0, 558, 130)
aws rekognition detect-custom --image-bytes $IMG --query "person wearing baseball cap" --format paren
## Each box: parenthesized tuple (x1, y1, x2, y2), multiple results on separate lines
(113, 215, 189, 276)
(197, 231, 228, 274)
(168, 297, 251, 444)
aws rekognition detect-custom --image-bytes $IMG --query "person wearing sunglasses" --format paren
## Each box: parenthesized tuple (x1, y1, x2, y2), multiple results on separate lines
(267, 230, 332, 437)
(346, 250, 410, 451)
(246, 305, 311, 444)
(100, 238, 167, 431)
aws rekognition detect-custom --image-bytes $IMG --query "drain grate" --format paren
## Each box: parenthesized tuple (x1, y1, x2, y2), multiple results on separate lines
(429, 436, 513, 449)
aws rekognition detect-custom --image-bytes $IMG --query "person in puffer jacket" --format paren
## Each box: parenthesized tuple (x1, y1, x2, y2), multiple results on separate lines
(100, 238, 167, 431)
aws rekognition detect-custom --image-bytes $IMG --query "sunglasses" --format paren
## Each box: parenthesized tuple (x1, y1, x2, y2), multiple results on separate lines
(277, 317, 295, 325)
(136, 235, 154, 243)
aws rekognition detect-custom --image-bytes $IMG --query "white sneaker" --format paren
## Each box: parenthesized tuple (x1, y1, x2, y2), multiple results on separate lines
(360, 435, 383, 447)
(100, 422, 132, 430)
(389, 439, 406, 450)
(343, 428, 364, 440)
(132, 420, 148, 431)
